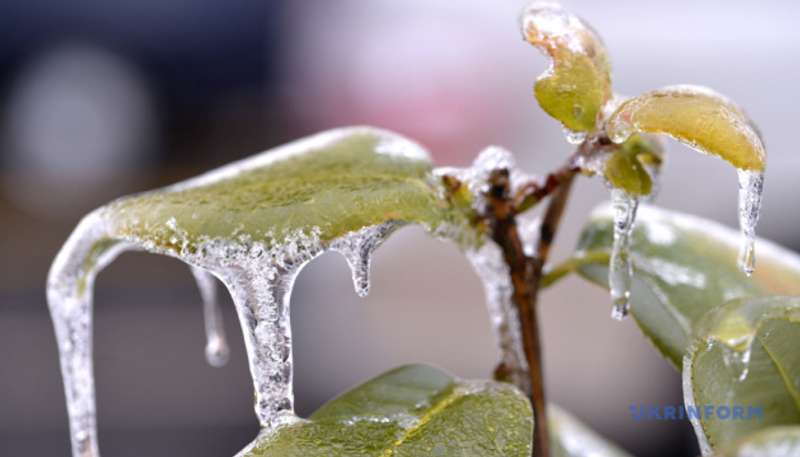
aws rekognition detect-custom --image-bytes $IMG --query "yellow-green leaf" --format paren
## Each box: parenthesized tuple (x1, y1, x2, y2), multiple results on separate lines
(602, 134, 663, 196)
(685, 297, 800, 454)
(521, 2, 612, 133)
(606, 85, 766, 171)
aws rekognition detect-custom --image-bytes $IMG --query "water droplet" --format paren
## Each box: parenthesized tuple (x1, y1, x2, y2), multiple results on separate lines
(190, 266, 230, 367)
(737, 170, 764, 276)
(608, 188, 639, 320)
(563, 127, 587, 145)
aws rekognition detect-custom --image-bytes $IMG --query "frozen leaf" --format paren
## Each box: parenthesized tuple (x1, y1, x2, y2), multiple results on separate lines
(606, 85, 766, 172)
(521, 2, 612, 135)
(107, 127, 469, 252)
(241, 364, 533, 457)
(568, 204, 800, 368)
(684, 297, 800, 455)
(242, 364, 630, 457)
(714, 426, 800, 457)
(602, 134, 663, 196)
(47, 127, 477, 457)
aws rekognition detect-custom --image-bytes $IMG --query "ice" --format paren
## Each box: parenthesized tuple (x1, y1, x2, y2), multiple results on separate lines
(737, 170, 764, 276)
(330, 222, 400, 297)
(563, 128, 588, 145)
(466, 240, 530, 392)
(47, 205, 404, 456)
(608, 188, 639, 320)
(190, 266, 230, 367)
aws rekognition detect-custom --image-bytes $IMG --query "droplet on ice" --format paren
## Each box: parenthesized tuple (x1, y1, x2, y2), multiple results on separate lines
(609, 188, 639, 320)
(737, 170, 764, 276)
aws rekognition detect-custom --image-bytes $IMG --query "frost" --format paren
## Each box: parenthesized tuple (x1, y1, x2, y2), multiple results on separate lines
(608, 188, 639, 320)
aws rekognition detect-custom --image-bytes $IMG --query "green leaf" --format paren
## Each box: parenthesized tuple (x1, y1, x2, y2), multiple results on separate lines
(241, 364, 630, 457)
(714, 426, 800, 457)
(684, 297, 800, 453)
(103, 127, 472, 254)
(606, 85, 766, 171)
(242, 364, 534, 457)
(602, 134, 663, 196)
(570, 204, 800, 368)
(521, 3, 612, 134)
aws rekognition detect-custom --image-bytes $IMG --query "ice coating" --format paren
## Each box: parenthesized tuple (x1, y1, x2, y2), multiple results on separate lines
(520, 1, 611, 134)
(45, 127, 442, 457)
(606, 85, 767, 275)
(190, 266, 230, 367)
(737, 170, 764, 276)
(608, 188, 639, 320)
(330, 222, 401, 297)
(466, 240, 530, 392)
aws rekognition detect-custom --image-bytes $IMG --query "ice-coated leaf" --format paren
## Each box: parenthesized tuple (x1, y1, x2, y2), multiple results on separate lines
(714, 426, 800, 457)
(602, 134, 663, 196)
(47, 127, 478, 457)
(241, 364, 631, 457)
(241, 364, 534, 457)
(684, 297, 800, 454)
(106, 126, 468, 253)
(569, 204, 800, 368)
(606, 85, 766, 172)
(520, 2, 612, 135)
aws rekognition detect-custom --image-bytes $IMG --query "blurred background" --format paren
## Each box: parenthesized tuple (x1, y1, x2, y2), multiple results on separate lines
(1, 0, 798, 455)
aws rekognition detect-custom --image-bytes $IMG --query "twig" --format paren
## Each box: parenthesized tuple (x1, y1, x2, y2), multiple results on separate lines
(484, 162, 577, 457)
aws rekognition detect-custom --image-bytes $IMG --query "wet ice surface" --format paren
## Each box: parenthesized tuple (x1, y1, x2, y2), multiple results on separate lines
(45, 127, 440, 457)
(737, 170, 764, 276)
(608, 189, 638, 320)
(190, 266, 230, 367)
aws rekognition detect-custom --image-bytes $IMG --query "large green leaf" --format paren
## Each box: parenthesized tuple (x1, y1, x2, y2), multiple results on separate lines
(520, 2, 612, 134)
(606, 85, 766, 172)
(242, 364, 631, 457)
(242, 364, 533, 456)
(684, 297, 800, 454)
(102, 127, 471, 255)
(714, 426, 800, 457)
(570, 204, 800, 368)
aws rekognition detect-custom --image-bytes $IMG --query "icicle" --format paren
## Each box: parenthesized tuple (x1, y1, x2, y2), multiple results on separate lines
(190, 266, 230, 367)
(737, 170, 764, 276)
(47, 210, 130, 457)
(466, 241, 530, 392)
(330, 222, 401, 297)
(609, 188, 639, 320)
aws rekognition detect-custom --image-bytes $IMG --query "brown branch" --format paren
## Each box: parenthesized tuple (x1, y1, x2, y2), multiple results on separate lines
(484, 164, 576, 457)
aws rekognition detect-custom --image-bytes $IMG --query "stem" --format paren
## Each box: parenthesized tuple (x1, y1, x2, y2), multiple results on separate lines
(540, 250, 610, 289)
(485, 168, 576, 457)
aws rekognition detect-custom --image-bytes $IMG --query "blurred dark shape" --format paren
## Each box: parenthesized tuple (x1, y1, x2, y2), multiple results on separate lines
(4, 43, 156, 217)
